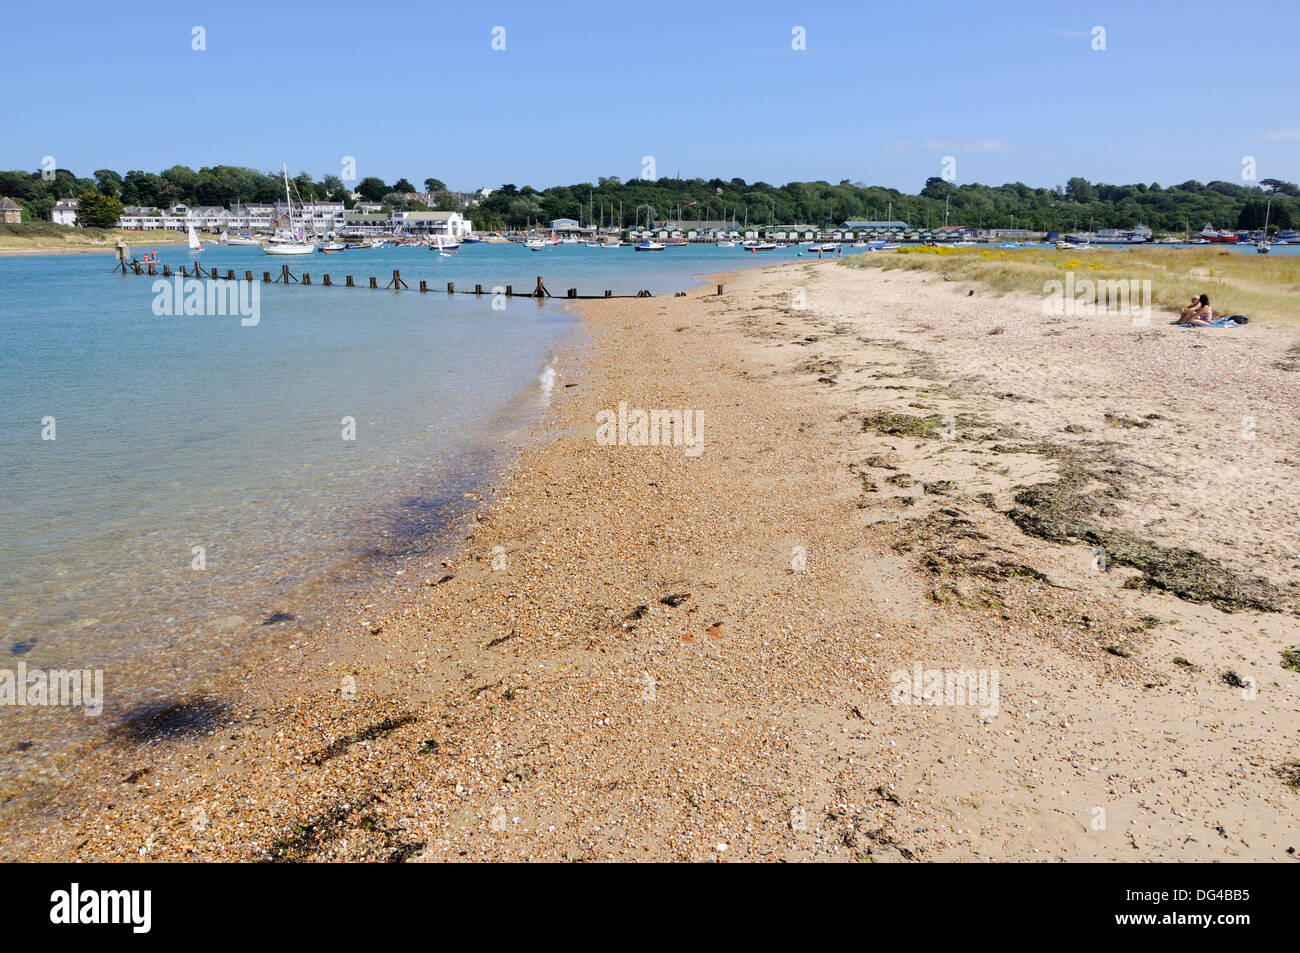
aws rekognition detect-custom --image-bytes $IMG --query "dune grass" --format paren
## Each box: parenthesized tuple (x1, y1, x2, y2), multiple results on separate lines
(843, 245, 1300, 326)
(0, 222, 184, 252)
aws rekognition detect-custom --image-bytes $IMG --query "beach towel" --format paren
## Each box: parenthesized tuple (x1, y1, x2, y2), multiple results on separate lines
(1210, 316, 1248, 328)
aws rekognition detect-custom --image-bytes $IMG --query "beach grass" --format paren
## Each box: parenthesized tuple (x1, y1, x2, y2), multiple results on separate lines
(0, 222, 184, 252)
(842, 245, 1300, 326)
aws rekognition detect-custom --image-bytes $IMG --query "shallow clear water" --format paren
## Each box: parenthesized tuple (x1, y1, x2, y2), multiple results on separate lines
(0, 242, 781, 719)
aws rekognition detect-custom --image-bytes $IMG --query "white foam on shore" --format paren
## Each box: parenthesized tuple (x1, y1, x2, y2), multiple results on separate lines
(538, 364, 557, 404)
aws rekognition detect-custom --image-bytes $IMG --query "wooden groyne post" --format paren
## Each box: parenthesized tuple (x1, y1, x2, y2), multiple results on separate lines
(111, 268, 657, 300)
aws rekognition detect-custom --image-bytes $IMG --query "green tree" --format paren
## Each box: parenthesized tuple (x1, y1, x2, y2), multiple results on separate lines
(93, 169, 123, 198)
(356, 176, 390, 201)
(77, 192, 125, 228)
(423, 177, 446, 192)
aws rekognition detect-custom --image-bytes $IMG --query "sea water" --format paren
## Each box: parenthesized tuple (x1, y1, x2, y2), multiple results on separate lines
(0, 241, 780, 756)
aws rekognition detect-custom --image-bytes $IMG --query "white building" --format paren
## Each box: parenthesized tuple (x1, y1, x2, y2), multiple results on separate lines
(392, 210, 473, 237)
(51, 198, 80, 226)
(116, 201, 348, 234)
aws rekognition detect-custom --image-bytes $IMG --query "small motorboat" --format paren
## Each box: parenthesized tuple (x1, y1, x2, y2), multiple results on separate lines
(716, 241, 736, 248)
(635, 241, 666, 251)
(741, 241, 777, 252)
(226, 235, 261, 246)
(523, 238, 547, 250)
(316, 242, 346, 253)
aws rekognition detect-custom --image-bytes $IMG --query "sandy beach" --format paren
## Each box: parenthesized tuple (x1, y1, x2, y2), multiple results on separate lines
(5, 256, 1297, 862)
(0, 235, 186, 256)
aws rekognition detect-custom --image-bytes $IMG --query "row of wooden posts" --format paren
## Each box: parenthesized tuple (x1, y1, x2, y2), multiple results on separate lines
(111, 255, 728, 300)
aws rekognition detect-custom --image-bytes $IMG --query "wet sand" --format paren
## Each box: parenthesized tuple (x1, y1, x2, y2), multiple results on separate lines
(4, 256, 1297, 861)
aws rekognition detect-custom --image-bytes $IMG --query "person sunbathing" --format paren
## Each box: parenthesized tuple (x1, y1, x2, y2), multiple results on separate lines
(1183, 294, 1214, 327)
(1177, 295, 1202, 324)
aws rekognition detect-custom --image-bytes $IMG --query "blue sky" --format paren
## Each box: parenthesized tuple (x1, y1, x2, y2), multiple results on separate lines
(6, 0, 1298, 193)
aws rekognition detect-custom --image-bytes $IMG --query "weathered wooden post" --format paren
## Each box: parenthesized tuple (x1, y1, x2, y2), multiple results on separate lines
(717, 284, 724, 296)
(323, 274, 332, 286)
(226, 269, 236, 280)
(475, 283, 483, 295)
(506, 285, 513, 297)
(369, 276, 378, 289)
(385, 270, 407, 290)
(263, 271, 272, 282)
(245, 270, 253, 282)
(346, 276, 354, 287)
(446, 281, 454, 294)
(419, 280, 427, 292)
(163, 265, 172, 277)
(302, 273, 311, 285)
(605, 290, 612, 297)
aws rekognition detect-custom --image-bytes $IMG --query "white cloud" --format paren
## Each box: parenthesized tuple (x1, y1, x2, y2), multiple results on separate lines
(1259, 128, 1300, 142)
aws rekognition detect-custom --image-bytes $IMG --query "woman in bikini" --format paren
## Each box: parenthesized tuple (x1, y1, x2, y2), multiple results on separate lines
(1184, 293, 1214, 327)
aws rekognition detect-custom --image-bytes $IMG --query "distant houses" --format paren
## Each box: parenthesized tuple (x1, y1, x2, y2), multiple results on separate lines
(0, 197, 21, 224)
(51, 198, 79, 226)
(549, 218, 593, 238)
(404, 190, 477, 209)
(391, 210, 474, 238)
(114, 201, 471, 237)
(841, 220, 908, 233)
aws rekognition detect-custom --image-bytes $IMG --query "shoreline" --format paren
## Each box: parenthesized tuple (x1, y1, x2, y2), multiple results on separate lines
(0, 238, 187, 257)
(4, 255, 1297, 861)
(0, 310, 581, 817)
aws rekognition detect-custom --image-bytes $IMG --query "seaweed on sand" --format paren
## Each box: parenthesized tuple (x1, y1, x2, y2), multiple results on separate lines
(861, 411, 988, 439)
(1005, 445, 1287, 614)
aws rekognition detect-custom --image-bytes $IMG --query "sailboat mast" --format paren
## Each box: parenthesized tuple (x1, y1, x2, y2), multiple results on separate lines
(282, 163, 295, 232)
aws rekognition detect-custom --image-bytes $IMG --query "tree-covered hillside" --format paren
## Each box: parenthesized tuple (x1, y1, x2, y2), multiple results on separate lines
(2, 164, 1294, 234)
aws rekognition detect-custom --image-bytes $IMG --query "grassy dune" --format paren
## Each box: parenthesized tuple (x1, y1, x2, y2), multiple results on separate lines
(0, 222, 184, 253)
(843, 245, 1300, 326)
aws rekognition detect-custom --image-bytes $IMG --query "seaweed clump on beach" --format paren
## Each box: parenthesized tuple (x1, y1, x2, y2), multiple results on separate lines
(861, 411, 987, 439)
(895, 509, 1053, 612)
(111, 696, 229, 744)
(1005, 445, 1287, 614)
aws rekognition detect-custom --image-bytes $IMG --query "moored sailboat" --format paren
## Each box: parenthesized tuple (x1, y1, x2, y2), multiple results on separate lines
(261, 164, 315, 255)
